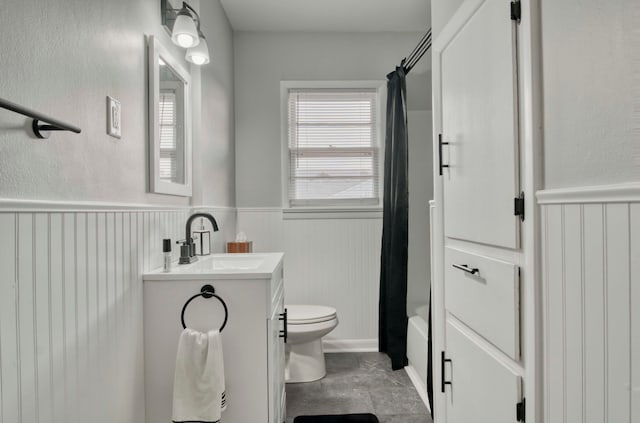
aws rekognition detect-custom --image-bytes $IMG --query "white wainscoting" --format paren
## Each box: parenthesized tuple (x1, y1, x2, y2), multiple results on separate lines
(0, 203, 235, 423)
(538, 183, 640, 423)
(237, 208, 382, 347)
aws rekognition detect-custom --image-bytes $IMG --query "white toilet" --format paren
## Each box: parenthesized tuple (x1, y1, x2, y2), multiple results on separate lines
(285, 305, 339, 383)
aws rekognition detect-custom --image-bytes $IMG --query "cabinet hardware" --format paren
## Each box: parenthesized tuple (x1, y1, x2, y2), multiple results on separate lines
(452, 263, 479, 275)
(510, 0, 522, 22)
(279, 308, 288, 343)
(441, 351, 452, 392)
(438, 133, 450, 175)
(516, 398, 526, 422)
(514, 192, 525, 221)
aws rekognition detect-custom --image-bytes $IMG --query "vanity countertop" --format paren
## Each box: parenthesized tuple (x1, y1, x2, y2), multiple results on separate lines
(143, 252, 284, 281)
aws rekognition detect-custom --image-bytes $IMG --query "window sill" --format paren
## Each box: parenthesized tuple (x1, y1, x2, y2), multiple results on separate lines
(282, 207, 383, 220)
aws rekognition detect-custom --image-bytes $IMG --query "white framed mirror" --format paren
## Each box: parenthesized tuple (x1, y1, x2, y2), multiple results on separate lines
(148, 35, 192, 197)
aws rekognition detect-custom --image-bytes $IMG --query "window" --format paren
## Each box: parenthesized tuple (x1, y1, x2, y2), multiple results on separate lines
(159, 91, 178, 182)
(159, 81, 185, 184)
(284, 85, 382, 208)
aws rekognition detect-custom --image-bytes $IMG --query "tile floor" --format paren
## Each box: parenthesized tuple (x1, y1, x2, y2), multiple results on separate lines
(285, 352, 432, 423)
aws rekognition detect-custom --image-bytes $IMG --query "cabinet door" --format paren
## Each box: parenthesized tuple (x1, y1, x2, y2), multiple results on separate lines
(445, 321, 521, 423)
(441, 0, 520, 249)
(445, 248, 520, 359)
(268, 285, 285, 423)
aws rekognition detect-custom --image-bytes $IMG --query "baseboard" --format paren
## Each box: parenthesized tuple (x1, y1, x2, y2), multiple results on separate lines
(322, 338, 378, 353)
(404, 364, 431, 413)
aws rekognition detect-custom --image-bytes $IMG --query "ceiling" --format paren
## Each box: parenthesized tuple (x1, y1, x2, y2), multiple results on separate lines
(219, 0, 430, 32)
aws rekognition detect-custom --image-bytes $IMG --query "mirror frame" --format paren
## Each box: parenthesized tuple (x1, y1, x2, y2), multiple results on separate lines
(148, 35, 193, 197)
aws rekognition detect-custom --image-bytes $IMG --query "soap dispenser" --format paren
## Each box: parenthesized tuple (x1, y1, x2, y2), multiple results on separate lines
(192, 218, 211, 256)
(162, 238, 172, 272)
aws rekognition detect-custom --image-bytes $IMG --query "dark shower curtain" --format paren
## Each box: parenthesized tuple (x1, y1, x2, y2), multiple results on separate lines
(378, 67, 409, 371)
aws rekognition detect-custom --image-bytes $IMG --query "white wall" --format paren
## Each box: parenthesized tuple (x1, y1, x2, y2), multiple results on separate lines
(0, 0, 236, 208)
(234, 31, 431, 207)
(0, 1, 236, 421)
(407, 110, 433, 311)
(234, 31, 432, 345)
(196, 1, 236, 207)
(431, 0, 464, 39)
(540, 0, 640, 189)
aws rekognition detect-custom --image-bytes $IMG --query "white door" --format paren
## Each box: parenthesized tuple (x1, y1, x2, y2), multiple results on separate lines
(441, 0, 520, 249)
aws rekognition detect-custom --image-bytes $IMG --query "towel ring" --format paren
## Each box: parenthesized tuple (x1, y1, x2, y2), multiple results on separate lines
(180, 284, 229, 332)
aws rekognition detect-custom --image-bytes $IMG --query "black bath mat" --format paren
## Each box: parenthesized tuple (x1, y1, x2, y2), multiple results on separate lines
(293, 413, 379, 423)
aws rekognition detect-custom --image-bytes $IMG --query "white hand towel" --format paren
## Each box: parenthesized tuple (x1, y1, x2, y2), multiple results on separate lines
(172, 328, 226, 423)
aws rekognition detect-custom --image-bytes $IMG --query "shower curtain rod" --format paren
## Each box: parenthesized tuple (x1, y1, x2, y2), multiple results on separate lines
(402, 29, 432, 74)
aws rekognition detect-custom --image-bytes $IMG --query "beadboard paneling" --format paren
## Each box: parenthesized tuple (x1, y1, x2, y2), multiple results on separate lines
(541, 197, 639, 423)
(0, 205, 235, 423)
(237, 208, 382, 343)
(284, 218, 382, 341)
(632, 204, 640, 422)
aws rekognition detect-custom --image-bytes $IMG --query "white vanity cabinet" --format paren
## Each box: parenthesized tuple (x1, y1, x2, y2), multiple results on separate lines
(268, 279, 286, 423)
(143, 253, 286, 423)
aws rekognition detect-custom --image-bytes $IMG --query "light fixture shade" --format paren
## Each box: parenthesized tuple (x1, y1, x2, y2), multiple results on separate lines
(171, 9, 199, 48)
(186, 35, 210, 65)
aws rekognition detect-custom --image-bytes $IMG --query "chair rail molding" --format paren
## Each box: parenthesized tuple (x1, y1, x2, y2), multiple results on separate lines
(0, 198, 194, 212)
(536, 182, 640, 205)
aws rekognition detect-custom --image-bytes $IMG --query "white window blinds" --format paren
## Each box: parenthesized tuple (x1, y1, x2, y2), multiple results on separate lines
(159, 92, 177, 182)
(287, 88, 380, 207)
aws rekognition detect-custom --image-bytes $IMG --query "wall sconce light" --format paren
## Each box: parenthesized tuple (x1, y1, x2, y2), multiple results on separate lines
(186, 31, 210, 65)
(161, 0, 210, 65)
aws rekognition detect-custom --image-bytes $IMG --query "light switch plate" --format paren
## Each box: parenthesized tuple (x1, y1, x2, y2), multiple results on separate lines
(107, 96, 122, 138)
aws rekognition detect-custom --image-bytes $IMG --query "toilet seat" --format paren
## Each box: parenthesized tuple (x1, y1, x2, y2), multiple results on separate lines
(286, 305, 337, 325)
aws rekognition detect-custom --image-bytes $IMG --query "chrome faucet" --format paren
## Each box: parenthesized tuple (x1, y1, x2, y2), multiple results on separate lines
(179, 213, 219, 264)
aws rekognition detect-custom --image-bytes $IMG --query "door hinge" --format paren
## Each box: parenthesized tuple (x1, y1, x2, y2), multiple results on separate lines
(514, 192, 525, 221)
(516, 398, 526, 422)
(510, 0, 522, 22)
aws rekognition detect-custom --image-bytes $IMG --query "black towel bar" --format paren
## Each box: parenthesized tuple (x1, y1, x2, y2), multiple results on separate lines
(0, 96, 82, 139)
(180, 284, 229, 332)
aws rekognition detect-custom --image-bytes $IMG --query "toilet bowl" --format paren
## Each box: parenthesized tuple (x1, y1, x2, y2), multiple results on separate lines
(285, 305, 339, 383)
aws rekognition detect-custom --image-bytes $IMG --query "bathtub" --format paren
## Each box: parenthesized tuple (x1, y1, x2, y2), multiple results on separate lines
(406, 302, 430, 410)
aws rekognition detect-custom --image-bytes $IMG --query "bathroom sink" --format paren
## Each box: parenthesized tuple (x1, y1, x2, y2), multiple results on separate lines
(204, 255, 264, 270)
(143, 253, 283, 280)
